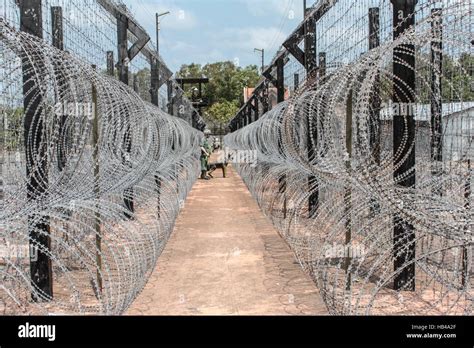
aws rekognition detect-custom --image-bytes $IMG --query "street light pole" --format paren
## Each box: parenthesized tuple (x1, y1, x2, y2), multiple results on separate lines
(254, 48, 265, 74)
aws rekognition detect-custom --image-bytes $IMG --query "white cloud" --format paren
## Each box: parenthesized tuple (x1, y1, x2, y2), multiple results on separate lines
(214, 26, 287, 51)
(120, 0, 304, 71)
(239, 0, 302, 18)
(125, 0, 198, 31)
(170, 40, 197, 52)
(168, 48, 227, 69)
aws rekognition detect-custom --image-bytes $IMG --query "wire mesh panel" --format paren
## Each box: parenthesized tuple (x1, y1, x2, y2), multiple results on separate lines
(226, 0, 473, 315)
(0, 1, 202, 314)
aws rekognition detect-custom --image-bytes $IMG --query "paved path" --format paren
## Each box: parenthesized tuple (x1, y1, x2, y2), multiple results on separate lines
(127, 165, 328, 315)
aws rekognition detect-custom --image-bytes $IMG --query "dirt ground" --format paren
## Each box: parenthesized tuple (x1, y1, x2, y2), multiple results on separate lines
(127, 165, 328, 315)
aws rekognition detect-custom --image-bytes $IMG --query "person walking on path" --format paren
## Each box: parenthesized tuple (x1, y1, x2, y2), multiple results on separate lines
(200, 129, 213, 180)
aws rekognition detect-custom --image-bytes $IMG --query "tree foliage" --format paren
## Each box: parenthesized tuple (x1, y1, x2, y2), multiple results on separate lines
(0, 107, 23, 150)
(207, 100, 239, 125)
(416, 52, 473, 103)
(176, 61, 260, 125)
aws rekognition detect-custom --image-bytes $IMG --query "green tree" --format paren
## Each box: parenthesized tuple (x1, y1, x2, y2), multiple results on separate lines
(416, 52, 473, 103)
(177, 63, 203, 79)
(130, 68, 152, 103)
(0, 107, 23, 150)
(445, 52, 473, 102)
(176, 61, 260, 125)
(207, 101, 239, 125)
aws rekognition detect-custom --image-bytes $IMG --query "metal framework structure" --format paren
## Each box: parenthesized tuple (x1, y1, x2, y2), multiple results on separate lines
(0, 0, 204, 314)
(225, 0, 473, 315)
(0, 0, 472, 316)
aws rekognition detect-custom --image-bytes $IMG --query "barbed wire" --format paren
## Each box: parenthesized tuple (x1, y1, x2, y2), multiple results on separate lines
(225, 0, 473, 315)
(0, 18, 201, 314)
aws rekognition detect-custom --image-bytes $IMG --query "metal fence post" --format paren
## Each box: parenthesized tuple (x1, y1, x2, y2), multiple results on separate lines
(20, 0, 53, 301)
(117, 10, 134, 219)
(391, 0, 417, 291)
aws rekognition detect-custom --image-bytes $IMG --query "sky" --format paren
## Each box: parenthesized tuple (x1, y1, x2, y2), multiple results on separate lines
(122, 0, 315, 73)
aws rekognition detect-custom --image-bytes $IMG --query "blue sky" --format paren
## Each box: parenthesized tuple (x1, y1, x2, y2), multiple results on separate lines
(123, 0, 315, 73)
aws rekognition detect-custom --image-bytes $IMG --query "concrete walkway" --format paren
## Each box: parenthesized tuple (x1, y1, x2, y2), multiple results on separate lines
(127, 165, 328, 315)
